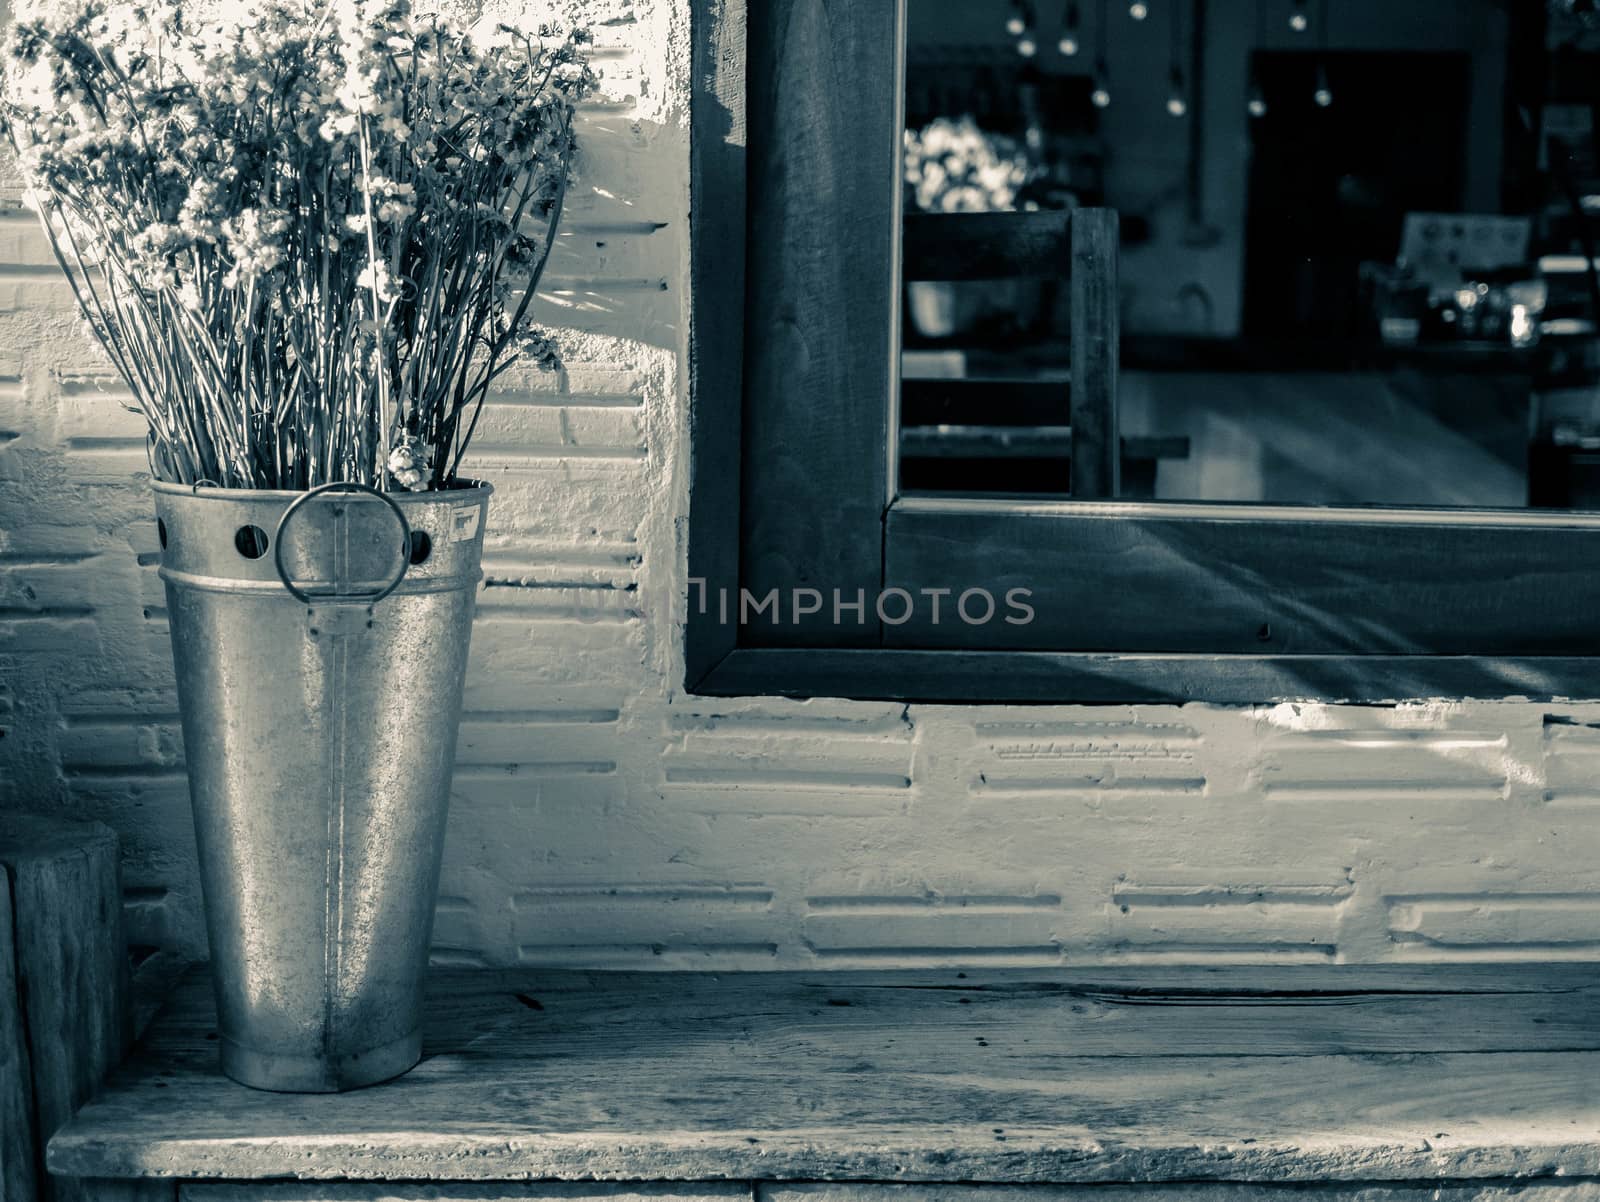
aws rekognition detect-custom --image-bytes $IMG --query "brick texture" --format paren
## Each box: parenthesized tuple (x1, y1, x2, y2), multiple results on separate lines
(2, 0, 1599, 969)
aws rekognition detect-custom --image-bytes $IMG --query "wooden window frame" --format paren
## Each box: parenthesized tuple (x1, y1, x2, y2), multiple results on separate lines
(685, 0, 1600, 705)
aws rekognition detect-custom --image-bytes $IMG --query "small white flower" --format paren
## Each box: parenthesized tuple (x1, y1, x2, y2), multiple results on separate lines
(387, 436, 429, 490)
(355, 259, 400, 304)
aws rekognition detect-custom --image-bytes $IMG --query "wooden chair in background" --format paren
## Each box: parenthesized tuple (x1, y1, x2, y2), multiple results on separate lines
(900, 207, 1185, 498)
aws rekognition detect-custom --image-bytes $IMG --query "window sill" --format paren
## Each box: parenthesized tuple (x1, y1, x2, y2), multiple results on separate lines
(692, 648, 1600, 705)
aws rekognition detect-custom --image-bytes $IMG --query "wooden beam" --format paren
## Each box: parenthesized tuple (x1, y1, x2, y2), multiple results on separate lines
(902, 211, 1072, 282)
(685, 0, 749, 685)
(738, 0, 902, 645)
(1068, 208, 1119, 498)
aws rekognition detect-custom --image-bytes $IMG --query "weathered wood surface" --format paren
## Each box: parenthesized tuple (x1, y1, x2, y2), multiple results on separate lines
(1, 813, 130, 1202)
(738, 0, 898, 646)
(0, 877, 37, 1202)
(684, 0, 747, 686)
(765, 1187, 1600, 1202)
(180, 1189, 1600, 1202)
(183, 1186, 748, 1202)
(49, 965, 1600, 1183)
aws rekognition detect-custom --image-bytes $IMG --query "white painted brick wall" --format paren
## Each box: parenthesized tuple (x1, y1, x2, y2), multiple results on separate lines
(3, 0, 1599, 969)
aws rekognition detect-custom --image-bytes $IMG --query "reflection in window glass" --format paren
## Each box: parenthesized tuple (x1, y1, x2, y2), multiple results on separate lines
(898, 0, 1600, 509)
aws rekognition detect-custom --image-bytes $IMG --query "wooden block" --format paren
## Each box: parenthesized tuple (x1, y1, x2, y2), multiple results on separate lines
(0, 814, 131, 1202)
(0, 880, 38, 1202)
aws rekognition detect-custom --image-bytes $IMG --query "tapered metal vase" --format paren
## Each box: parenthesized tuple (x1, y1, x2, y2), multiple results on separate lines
(153, 479, 491, 1092)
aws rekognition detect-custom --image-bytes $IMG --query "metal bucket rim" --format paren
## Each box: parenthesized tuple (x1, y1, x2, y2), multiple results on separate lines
(151, 479, 494, 503)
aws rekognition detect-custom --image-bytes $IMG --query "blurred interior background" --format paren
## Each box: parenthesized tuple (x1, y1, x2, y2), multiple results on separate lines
(898, 0, 1600, 508)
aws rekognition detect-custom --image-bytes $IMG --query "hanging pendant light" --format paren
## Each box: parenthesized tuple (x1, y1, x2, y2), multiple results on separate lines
(1059, 1, 1082, 55)
(1130, 1, 1149, 19)
(1008, 0, 1039, 56)
(1165, 0, 1187, 116)
(1247, 0, 1267, 116)
(1092, 54, 1112, 107)
(1247, 78, 1267, 117)
(1167, 67, 1188, 116)
(1312, 2, 1331, 105)
(1090, 0, 1112, 107)
(1289, 0, 1309, 32)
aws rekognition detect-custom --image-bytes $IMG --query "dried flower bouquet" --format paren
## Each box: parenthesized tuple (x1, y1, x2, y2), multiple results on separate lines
(903, 116, 1032, 215)
(0, 0, 593, 490)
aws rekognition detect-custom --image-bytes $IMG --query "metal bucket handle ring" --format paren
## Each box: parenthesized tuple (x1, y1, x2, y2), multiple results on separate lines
(273, 482, 412, 606)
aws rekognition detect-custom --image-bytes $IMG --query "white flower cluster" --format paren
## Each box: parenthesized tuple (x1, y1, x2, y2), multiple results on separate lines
(0, 0, 595, 490)
(903, 116, 1034, 214)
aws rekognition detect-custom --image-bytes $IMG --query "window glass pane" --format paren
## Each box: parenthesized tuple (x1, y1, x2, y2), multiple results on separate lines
(898, 0, 1600, 510)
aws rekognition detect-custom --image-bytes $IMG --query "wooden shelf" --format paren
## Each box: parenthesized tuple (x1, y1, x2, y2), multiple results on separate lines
(47, 965, 1600, 1190)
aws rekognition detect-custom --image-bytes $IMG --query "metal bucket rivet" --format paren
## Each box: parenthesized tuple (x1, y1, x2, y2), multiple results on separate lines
(154, 479, 491, 1092)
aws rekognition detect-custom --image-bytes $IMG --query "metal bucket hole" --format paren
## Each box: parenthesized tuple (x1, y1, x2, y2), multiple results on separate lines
(234, 525, 270, 559)
(408, 530, 432, 565)
(157, 518, 168, 549)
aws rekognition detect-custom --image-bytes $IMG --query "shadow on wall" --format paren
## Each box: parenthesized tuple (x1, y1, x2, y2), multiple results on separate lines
(535, 108, 682, 351)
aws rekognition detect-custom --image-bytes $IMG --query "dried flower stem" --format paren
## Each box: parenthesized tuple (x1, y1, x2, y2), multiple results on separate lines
(1, 0, 593, 490)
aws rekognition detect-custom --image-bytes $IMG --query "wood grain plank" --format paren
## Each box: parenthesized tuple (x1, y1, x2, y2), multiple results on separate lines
(0, 879, 37, 1202)
(885, 500, 1600, 654)
(902, 212, 1072, 282)
(739, 0, 901, 645)
(133, 965, 1600, 1060)
(685, 0, 748, 686)
(1068, 209, 1119, 499)
(183, 1186, 749, 1202)
(763, 1186, 1600, 1202)
(47, 966, 1600, 1184)
(694, 646, 1600, 703)
(0, 814, 130, 1202)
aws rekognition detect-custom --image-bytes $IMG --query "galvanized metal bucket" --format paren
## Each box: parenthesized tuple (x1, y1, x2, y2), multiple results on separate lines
(153, 479, 492, 1092)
